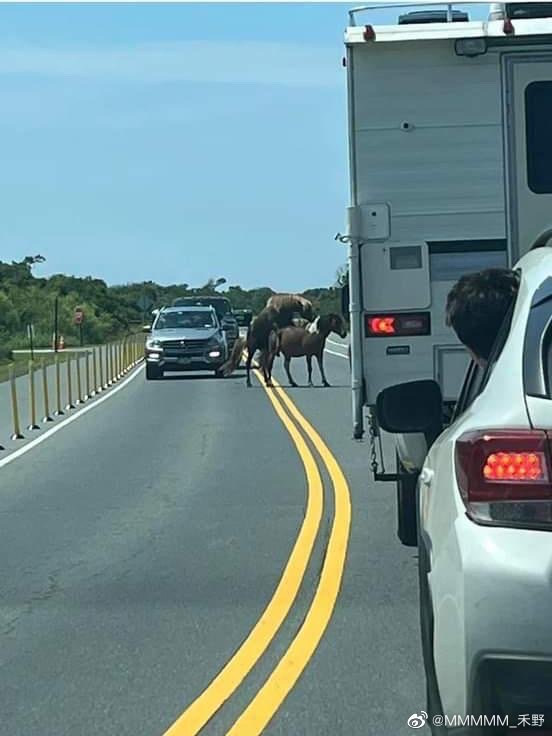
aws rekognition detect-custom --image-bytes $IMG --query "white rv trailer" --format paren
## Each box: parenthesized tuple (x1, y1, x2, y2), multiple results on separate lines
(343, 1, 552, 448)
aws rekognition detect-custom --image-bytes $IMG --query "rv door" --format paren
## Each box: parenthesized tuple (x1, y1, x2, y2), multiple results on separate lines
(504, 54, 552, 258)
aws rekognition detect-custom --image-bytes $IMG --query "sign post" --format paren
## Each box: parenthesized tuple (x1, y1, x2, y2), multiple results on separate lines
(27, 324, 35, 360)
(74, 308, 85, 347)
(53, 296, 59, 353)
(136, 295, 154, 326)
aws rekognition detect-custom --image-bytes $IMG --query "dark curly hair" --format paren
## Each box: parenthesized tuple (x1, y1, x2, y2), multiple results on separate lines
(446, 268, 520, 361)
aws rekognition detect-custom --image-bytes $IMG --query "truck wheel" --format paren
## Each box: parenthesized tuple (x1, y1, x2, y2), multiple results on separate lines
(146, 364, 162, 380)
(396, 454, 418, 547)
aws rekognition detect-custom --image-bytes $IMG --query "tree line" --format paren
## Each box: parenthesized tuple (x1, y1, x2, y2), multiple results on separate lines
(0, 256, 346, 361)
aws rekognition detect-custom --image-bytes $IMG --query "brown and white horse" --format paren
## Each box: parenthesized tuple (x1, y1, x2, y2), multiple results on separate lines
(267, 313, 348, 388)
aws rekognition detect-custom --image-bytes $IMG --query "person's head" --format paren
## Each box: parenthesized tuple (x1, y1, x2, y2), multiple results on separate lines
(446, 268, 520, 366)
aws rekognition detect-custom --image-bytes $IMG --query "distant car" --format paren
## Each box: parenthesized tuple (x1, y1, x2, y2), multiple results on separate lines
(172, 296, 239, 349)
(233, 309, 253, 328)
(145, 306, 229, 380)
(377, 244, 552, 731)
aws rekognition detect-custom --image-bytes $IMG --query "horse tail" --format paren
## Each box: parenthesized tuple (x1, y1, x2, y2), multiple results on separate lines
(268, 328, 279, 358)
(221, 337, 246, 377)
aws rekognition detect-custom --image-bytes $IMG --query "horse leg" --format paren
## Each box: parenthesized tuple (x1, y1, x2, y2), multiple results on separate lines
(306, 354, 313, 386)
(317, 352, 330, 387)
(284, 356, 297, 387)
(245, 344, 254, 387)
(265, 350, 276, 387)
(261, 351, 273, 387)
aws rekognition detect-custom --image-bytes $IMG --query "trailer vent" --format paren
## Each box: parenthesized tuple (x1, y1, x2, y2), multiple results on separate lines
(398, 10, 469, 25)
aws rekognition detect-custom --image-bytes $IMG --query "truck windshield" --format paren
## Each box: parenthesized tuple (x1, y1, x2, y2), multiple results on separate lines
(155, 311, 215, 329)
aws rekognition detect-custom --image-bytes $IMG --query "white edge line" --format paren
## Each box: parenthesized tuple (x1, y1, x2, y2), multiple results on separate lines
(0, 363, 144, 470)
(324, 349, 349, 359)
(326, 339, 349, 349)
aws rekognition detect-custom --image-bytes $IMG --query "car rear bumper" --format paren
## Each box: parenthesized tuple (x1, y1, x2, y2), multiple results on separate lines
(431, 516, 552, 720)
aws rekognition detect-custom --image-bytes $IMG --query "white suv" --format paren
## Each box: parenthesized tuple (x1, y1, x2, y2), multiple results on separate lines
(378, 244, 552, 733)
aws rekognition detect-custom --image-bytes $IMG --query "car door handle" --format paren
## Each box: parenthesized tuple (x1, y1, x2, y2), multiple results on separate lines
(420, 468, 434, 486)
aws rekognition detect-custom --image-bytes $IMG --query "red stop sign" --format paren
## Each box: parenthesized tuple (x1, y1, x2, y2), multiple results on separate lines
(74, 309, 84, 325)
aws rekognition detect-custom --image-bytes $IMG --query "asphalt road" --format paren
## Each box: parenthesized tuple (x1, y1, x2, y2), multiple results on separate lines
(0, 341, 428, 736)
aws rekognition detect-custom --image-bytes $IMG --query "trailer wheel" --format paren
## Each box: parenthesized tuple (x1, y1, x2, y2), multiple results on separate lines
(396, 454, 418, 547)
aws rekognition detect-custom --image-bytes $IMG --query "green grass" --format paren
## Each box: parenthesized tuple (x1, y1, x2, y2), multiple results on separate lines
(0, 352, 73, 384)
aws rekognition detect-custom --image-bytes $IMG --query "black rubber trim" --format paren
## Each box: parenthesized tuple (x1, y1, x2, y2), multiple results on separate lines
(531, 276, 552, 309)
(524, 279, 552, 399)
(428, 239, 507, 255)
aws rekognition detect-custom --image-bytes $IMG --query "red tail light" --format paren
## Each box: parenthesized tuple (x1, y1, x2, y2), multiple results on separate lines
(369, 316, 395, 335)
(503, 18, 515, 35)
(365, 312, 430, 338)
(455, 430, 552, 528)
(363, 25, 376, 41)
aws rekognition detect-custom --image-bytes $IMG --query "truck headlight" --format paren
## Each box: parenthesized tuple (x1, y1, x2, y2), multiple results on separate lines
(146, 338, 162, 350)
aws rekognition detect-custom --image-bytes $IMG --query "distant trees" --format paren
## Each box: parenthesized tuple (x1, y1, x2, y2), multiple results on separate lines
(0, 257, 343, 359)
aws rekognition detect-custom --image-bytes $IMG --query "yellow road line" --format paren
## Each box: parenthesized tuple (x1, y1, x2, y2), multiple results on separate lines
(163, 371, 324, 736)
(226, 379, 352, 736)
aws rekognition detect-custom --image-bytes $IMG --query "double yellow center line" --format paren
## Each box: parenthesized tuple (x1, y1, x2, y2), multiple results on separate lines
(163, 373, 352, 735)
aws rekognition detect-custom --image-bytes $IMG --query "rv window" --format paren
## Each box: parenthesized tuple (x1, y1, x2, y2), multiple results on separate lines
(430, 251, 507, 282)
(390, 246, 422, 270)
(526, 81, 552, 194)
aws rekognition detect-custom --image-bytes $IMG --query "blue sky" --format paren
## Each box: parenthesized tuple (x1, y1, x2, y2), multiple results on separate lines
(0, 3, 488, 291)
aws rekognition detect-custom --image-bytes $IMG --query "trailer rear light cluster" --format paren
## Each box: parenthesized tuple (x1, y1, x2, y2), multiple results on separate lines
(365, 312, 430, 337)
(363, 25, 376, 41)
(503, 18, 515, 34)
(455, 430, 552, 528)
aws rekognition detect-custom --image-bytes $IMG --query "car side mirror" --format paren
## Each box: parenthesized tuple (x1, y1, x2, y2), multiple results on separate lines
(142, 324, 152, 333)
(376, 379, 443, 444)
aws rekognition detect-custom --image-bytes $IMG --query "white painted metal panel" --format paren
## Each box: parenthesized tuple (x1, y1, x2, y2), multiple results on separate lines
(349, 39, 506, 404)
(352, 41, 505, 243)
(360, 242, 430, 310)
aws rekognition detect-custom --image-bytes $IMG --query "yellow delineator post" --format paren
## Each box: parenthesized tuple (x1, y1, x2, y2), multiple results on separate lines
(75, 353, 83, 404)
(107, 344, 113, 386)
(41, 358, 54, 422)
(9, 365, 24, 440)
(85, 350, 91, 399)
(28, 360, 40, 430)
(100, 345, 106, 391)
(54, 354, 64, 416)
(66, 354, 76, 410)
(92, 346, 99, 395)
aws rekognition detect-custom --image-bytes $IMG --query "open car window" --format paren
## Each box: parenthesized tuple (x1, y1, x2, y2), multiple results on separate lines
(452, 288, 518, 419)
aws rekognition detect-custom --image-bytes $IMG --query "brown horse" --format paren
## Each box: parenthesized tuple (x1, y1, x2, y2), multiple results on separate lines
(269, 313, 347, 388)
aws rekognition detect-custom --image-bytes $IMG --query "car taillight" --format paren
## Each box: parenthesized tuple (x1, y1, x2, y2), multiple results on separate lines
(455, 430, 552, 528)
(365, 312, 430, 337)
(363, 24, 376, 41)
